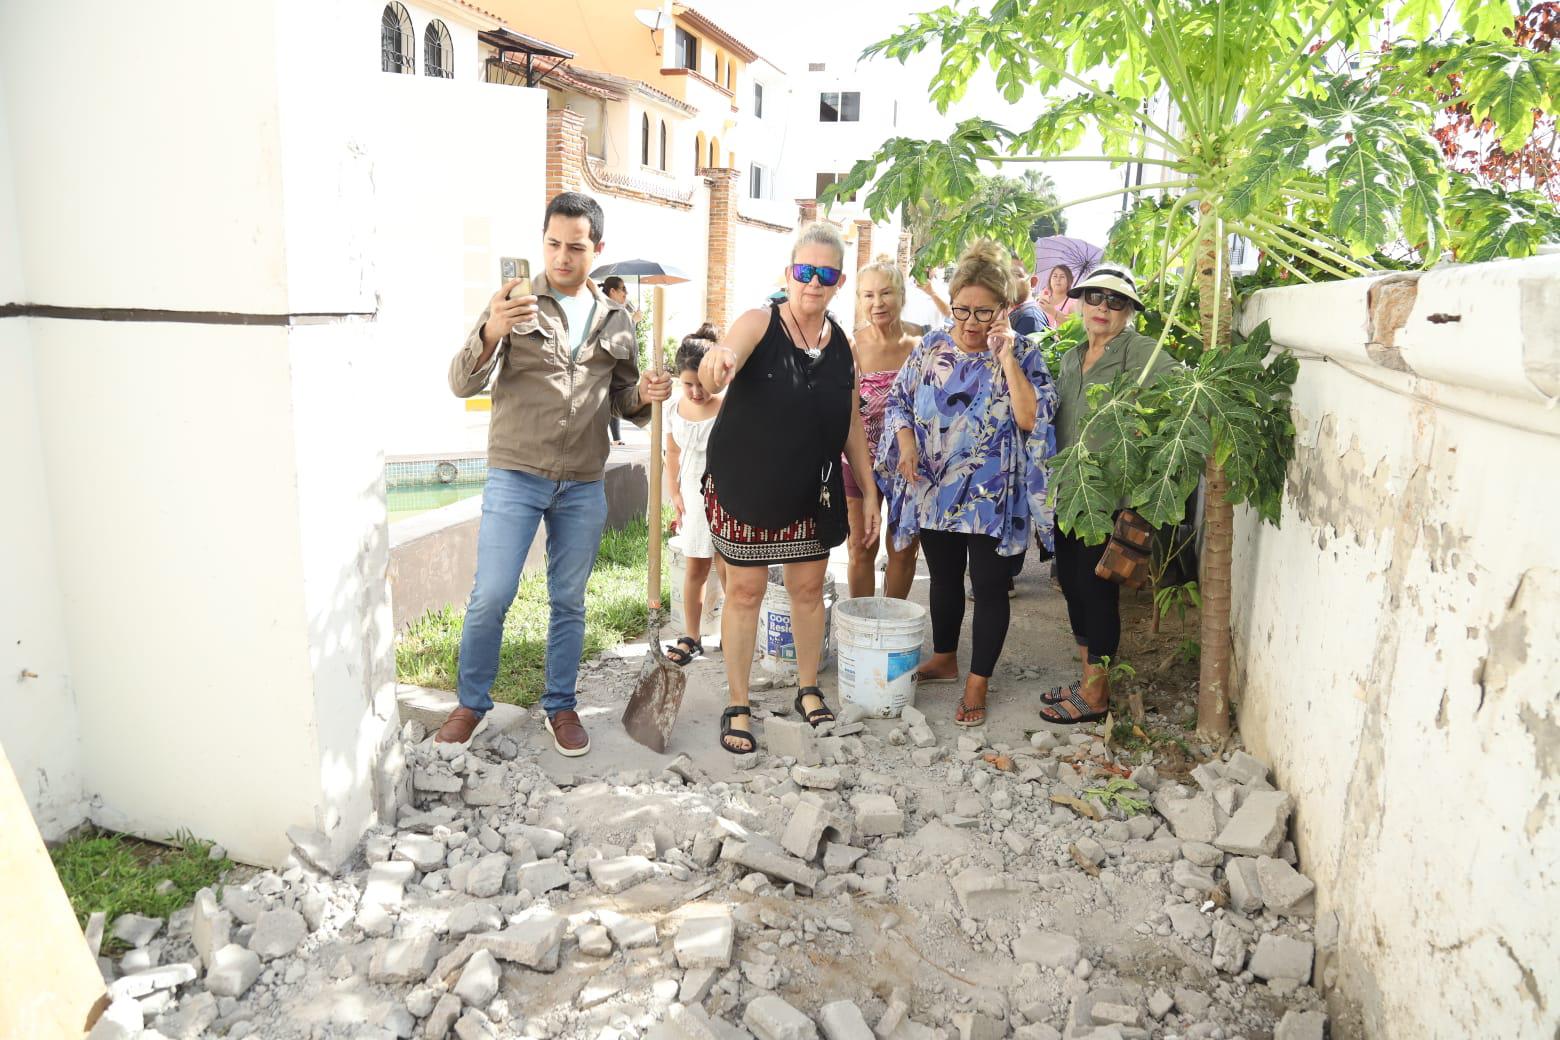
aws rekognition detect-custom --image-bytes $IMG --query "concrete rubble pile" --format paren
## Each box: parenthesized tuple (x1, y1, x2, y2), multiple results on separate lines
(86, 700, 1335, 1040)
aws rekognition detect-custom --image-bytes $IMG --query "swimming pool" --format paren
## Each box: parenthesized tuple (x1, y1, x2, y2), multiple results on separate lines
(386, 482, 483, 524)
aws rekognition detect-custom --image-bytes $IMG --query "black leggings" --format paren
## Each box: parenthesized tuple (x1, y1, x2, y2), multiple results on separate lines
(1054, 529, 1121, 664)
(919, 529, 1011, 679)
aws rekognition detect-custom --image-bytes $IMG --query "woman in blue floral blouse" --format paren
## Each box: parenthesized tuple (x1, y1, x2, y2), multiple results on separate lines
(878, 240, 1058, 727)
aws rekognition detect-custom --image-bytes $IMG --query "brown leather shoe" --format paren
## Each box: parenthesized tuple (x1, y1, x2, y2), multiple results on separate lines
(545, 710, 590, 758)
(434, 706, 484, 744)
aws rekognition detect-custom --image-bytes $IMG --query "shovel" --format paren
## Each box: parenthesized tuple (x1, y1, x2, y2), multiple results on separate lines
(622, 290, 686, 752)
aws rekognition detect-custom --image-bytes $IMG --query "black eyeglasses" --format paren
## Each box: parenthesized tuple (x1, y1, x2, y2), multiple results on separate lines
(950, 305, 1002, 324)
(1081, 288, 1134, 311)
(789, 263, 843, 287)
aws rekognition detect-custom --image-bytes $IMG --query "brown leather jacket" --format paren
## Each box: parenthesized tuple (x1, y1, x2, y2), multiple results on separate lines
(449, 274, 648, 482)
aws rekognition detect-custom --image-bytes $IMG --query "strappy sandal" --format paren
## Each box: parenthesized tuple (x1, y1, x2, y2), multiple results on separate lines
(1040, 680, 1082, 706)
(794, 686, 835, 728)
(954, 699, 987, 727)
(719, 706, 757, 754)
(1038, 685, 1109, 726)
(665, 636, 703, 667)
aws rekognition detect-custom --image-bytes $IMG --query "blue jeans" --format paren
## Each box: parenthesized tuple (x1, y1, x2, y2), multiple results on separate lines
(457, 468, 608, 717)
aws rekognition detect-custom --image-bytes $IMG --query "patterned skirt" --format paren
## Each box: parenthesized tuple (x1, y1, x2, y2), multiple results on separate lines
(703, 478, 827, 567)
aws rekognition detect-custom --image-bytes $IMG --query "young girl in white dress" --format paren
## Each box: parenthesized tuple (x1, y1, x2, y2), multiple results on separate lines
(664, 324, 726, 664)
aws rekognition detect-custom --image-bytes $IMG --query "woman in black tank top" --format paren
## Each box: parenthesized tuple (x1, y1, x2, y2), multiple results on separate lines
(696, 225, 881, 755)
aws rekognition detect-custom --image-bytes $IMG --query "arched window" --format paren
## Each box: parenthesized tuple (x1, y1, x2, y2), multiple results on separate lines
(709, 137, 719, 169)
(423, 20, 452, 78)
(381, 3, 414, 74)
(696, 132, 707, 172)
(659, 121, 668, 171)
(726, 62, 734, 90)
(641, 114, 651, 166)
(714, 54, 723, 85)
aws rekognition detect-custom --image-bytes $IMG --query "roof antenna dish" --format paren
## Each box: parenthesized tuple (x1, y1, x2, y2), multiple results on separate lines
(633, 8, 666, 53)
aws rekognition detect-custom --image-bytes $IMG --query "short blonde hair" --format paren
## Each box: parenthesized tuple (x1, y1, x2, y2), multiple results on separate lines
(791, 221, 847, 265)
(949, 239, 1015, 306)
(857, 255, 906, 304)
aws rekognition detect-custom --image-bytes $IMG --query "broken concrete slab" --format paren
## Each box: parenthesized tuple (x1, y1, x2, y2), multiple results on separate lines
(1213, 790, 1294, 857)
(599, 910, 658, 950)
(1166, 904, 1211, 941)
(370, 934, 439, 984)
(190, 888, 231, 969)
(766, 718, 820, 766)
(1227, 857, 1265, 913)
(393, 833, 446, 872)
(818, 1000, 874, 1040)
(1211, 918, 1248, 974)
(721, 838, 821, 890)
(516, 858, 571, 896)
(576, 923, 613, 957)
(743, 994, 819, 1039)
(1248, 933, 1314, 984)
(674, 913, 735, 969)
(247, 907, 307, 960)
(851, 793, 904, 837)
(1013, 930, 1080, 970)
(364, 860, 416, 907)
(951, 867, 1027, 919)
(1256, 856, 1316, 915)
(454, 948, 501, 1007)
(1152, 789, 1218, 843)
(105, 962, 195, 1001)
(285, 825, 346, 876)
(84, 995, 143, 1040)
(1275, 1009, 1327, 1040)
(792, 765, 842, 790)
(205, 944, 261, 998)
(110, 913, 163, 950)
(782, 799, 846, 861)
(588, 855, 656, 893)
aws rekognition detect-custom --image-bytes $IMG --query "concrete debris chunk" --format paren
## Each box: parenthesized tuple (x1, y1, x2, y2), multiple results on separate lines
(248, 907, 307, 959)
(1226, 857, 1265, 913)
(394, 833, 446, 872)
(370, 934, 439, 983)
(1248, 933, 1314, 984)
(1275, 1009, 1327, 1040)
(783, 799, 842, 861)
(852, 793, 904, 837)
(588, 855, 656, 893)
(1013, 930, 1080, 970)
(190, 888, 231, 969)
(205, 944, 262, 998)
(1213, 789, 1294, 856)
(454, 948, 501, 1007)
(680, 966, 719, 1005)
(743, 994, 819, 1039)
(1256, 855, 1316, 915)
(110, 913, 163, 950)
(599, 910, 658, 949)
(1147, 989, 1175, 1020)
(464, 853, 511, 898)
(1090, 1002, 1138, 1027)
(1222, 750, 1270, 786)
(414, 768, 464, 794)
(1181, 842, 1222, 867)
(483, 913, 568, 971)
(106, 962, 195, 1001)
(721, 838, 821, 890)
(364, 860, 416, 907)
(1152, 790, 1218, 843)
(1211, 918, 1248, 974)
(447, 901, 504, 940)
(952, 1011, 1007, 1040)
(766, 718, 820, 766)
(427, 992, 463, 1038)
(1013, 1027, 1062, 1040)
(818, 999, 874, 1040)
(792, 765, 843, 790)
(1166, 904, 1211, 941)
(511, 825, 567, 857)
(952, 867, 1026, 919)
(516, 859, 571, 895)
(85, 995, 144, 1040)
(1171, 859, 1220, 895)
(454, 1008, 497, 1040)
(576, 923, 613, 957)
(675, 913, 736, 969)
(822, 842, 868, 874)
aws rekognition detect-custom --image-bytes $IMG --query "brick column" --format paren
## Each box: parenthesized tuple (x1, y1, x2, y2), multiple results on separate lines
(705, 169, 739, 333)
(796, 198, 818, 227)
(854, 221, 879, 327)
(545, 107, 586, 206)
(897, 232, 913, 277)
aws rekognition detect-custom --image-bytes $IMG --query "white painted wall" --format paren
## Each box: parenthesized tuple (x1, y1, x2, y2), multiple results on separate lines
(1231, 257, 1560, 1039)
(595, 188, 711, 345)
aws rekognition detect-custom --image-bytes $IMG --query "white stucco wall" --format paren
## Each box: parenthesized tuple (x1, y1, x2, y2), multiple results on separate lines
(596, 188, 711, 345)
(1231, 257, 1560, 1039)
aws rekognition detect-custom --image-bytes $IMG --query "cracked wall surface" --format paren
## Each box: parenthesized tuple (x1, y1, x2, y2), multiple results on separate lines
(1231, 259, 1560, 1040)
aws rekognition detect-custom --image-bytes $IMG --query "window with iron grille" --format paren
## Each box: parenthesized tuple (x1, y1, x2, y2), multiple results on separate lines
(423, 20, 452, 78)
(674, 28, 698, 71)
(753, 82, 764, 118)
(381, 3, 414, 75)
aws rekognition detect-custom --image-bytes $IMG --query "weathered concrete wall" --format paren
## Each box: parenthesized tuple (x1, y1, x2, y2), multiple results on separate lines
(1232, 256, 1560, 1039)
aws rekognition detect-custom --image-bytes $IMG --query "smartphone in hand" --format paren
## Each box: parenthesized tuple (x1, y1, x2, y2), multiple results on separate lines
(500, 257, 532, 299)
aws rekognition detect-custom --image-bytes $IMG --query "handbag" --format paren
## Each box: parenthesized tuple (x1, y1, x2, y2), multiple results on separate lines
(814, 459, 849, 548)
(1094, 509, 1154, 589)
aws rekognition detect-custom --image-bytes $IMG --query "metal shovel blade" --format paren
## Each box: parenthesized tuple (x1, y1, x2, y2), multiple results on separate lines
(622, 621, 685, 754)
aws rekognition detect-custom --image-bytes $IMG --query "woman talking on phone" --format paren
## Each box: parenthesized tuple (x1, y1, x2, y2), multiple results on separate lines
(879, 240, 1058, 728)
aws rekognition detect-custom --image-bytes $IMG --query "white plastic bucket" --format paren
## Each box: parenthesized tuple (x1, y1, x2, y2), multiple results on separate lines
(834, 596, 927, 718)
(667, 535, 722, 639)
(761, 566, 836, 676)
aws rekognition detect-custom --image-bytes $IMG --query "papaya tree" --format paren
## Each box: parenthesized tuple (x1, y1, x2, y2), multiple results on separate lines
(823, 0, 1560, 739)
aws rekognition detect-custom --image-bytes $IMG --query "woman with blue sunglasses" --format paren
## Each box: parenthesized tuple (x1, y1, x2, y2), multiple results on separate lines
(699, 223, 881, 755)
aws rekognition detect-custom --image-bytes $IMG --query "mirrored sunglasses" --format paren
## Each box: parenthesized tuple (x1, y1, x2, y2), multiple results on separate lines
(789, 263, 843, 287)
(1082, 288, 1134, 311)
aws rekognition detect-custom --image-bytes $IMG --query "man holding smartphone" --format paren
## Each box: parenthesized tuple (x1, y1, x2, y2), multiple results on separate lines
(441, 191, 673, 757)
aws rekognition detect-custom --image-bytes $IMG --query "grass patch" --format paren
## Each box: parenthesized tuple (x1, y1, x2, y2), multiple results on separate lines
(51, 828, 232, 950)
(396, 518, 670, 707)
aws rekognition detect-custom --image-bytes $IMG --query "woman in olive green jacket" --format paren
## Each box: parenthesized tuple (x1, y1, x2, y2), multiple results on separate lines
(1040, 266, 1174, 726)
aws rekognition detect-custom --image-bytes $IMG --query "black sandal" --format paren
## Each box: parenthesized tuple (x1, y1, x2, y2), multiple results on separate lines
(1040, 680, 1082, 706)
(1038, 685, 1109, 726)
(665, 636, 703, 667)
(719, 706, 757, 754)
(794, 686, 835, 728)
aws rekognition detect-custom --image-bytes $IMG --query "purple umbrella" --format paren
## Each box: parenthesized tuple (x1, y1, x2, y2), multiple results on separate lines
(1032, 235, 1103, 286)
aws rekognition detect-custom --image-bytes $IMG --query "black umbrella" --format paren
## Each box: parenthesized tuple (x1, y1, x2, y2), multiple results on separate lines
(589, 259, 691, 286)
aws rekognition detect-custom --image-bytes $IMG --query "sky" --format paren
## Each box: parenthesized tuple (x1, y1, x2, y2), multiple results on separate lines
(692, 0, 1128, 246)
